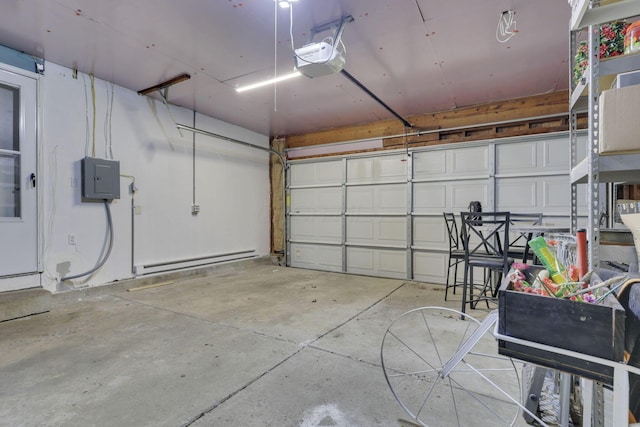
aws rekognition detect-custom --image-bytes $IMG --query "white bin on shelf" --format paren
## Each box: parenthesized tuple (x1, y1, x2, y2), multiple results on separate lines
(619, 201, 640, 271)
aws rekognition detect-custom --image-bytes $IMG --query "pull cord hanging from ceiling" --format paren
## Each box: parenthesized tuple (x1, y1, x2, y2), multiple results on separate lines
(274, 0, 278, 112)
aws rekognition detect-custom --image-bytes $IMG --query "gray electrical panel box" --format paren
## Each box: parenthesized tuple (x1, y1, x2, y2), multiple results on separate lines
(81, 157, 120, 201)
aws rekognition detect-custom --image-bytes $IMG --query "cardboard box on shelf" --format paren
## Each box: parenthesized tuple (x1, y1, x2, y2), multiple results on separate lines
(599, 83, 640, 155)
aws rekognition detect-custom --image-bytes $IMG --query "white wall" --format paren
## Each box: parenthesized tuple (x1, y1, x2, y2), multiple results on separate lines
(39, 63, 270, 292)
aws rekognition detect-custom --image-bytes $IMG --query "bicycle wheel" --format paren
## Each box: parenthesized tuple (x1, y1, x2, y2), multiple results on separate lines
(381, 307, 522, 427)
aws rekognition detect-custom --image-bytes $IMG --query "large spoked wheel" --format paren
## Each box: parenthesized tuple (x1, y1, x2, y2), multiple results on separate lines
(381, 307, 522, 427)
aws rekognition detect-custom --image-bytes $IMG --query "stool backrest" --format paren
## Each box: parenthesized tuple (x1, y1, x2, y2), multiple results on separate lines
(508, 212, 543, 249)
(443, 212, 460, 252)
(460, 211, 511, 273)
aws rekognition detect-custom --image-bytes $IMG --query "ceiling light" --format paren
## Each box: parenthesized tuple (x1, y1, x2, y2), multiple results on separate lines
(235, 71, 301, 93)
(275, 0, 298, 9)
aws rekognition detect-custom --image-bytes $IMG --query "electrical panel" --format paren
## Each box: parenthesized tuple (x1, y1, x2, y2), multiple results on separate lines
(81, 157, 120, 201)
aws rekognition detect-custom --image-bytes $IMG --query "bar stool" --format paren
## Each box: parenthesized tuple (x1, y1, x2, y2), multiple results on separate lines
(508, 212, 543, 263)
(460, 211, 513, 314)
(443, 212, 465, 300)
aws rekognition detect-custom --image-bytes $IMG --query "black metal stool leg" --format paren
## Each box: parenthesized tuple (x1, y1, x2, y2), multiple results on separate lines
(460, 262, 469, 318)
(445, 260, 452, 300)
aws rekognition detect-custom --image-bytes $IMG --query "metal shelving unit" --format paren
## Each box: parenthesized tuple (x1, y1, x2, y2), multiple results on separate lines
(570, 3, 640, 425)
(569, 0, 640, 273)
(570, 0, 640, 31)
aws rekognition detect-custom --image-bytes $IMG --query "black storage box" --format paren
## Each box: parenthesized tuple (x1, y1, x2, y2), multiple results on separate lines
(497, 267, 625, 385)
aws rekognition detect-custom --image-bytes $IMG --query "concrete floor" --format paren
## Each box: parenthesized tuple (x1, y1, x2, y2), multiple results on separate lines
(0, 261, 528, 427)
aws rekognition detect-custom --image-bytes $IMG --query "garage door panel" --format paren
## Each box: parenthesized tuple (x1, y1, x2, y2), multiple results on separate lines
(347, 184, 406, 213)
(413, 180, 489, 213)
(347, 154, 406, 183)
(413, 216, 447, 249)
(289, 161, 343, 186)
(414, 183, 447, 212)
(414, 146, 489, 178)
(452, 181, 488, 210)
(347, 188, 374, 210)
(348, 218, 373, 240)
(494, 175, 576, 214)
(289, 243, 342, 272)
(543, 138, 570, 170)
(380, 186, 407, 210)
(378, 218, 407, 242)
(544, 176, 572, 209)
(379, 251, 407, 274)
(348, 247, 374, 270)
(413, 251, 446, 284)
(377, 155, 407, 180)
(347, 247, 406, 279)
(290, 187, 342, 213)
(347, 158, 374, 183)
(496, 142, 537, 173)
(290, 216, 342, 243)
(496, 178, 537, 210)
(413, 150, 447, 179)
(496, 138, 570, 174)
(346, 217, 407, 246)
(451, 146, 489, 175)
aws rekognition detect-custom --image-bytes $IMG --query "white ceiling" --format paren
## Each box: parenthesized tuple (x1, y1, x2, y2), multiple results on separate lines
(0, 0, 571, 137)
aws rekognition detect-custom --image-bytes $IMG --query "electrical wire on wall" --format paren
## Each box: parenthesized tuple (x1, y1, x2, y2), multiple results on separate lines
(82, 73, 100, 157)
(61, 201, 114, 281)
(90, 73, 97, 157)
(104, 80, 115, 159)
(61, 71, 118, 283)
(82, 74, 91, 157)
(136, 74, 190, 138)
(192, 110, 197, 211)
(160, 90, 184, 138)
(41, 145, 59, 283)
(120, 174, 137, 275)
(496, 10, 518, 43)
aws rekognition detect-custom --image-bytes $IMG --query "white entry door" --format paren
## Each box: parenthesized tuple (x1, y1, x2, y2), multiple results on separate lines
(0, 68, 38, 286)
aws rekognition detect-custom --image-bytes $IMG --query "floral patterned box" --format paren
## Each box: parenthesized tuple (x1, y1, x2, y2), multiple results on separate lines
(497, 266, 625, 385)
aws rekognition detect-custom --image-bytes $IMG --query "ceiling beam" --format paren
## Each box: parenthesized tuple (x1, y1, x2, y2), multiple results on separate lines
(285, 91, 569, 148)
(137, 74, 191, 97)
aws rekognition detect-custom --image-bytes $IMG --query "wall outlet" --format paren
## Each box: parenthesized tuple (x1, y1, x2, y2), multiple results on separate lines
(70, 177, 77, 188)
(134, 205, 142, 215)
(68, 234, 76, 245)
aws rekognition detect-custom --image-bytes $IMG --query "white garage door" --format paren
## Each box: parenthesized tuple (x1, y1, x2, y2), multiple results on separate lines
(287, 133, 587, 283)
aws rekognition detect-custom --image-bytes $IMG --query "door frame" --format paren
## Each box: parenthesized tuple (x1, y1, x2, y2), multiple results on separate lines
(0, 62, 42, 291)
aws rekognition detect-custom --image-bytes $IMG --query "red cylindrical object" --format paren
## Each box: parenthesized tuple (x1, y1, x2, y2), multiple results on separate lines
(576, 228, 588, 282)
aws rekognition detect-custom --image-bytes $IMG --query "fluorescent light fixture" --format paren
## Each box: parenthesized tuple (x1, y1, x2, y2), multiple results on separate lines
(275, 0, 298, 8)
(235, 71, 301, 93)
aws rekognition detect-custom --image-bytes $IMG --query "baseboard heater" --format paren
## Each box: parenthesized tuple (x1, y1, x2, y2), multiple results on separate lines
(134, 249, 256, 276)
